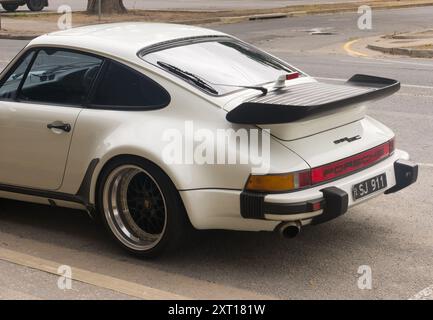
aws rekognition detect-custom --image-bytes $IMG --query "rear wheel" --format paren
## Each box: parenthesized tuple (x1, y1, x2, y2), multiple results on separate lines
(27, 0, 44, 11)
(97, 157, 190, 258)
(2, 4, 19, 12)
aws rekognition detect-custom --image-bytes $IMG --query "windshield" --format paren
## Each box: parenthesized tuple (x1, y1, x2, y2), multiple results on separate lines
(140, 39, 299, 95)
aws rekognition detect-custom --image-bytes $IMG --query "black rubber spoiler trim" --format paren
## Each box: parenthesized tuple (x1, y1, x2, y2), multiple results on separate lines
(226, 74, 400, 125)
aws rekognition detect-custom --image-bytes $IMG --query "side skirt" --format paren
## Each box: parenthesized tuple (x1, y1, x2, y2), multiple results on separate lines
(0, 158, 99, 214)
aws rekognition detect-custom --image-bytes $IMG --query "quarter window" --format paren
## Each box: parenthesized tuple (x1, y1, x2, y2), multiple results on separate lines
(0, 51, 34, 100)
(90, 61, 170, 109)
(18, 49, 103, 105)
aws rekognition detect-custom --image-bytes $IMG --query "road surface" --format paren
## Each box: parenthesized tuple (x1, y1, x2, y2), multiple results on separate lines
(1, 0, 365, 12)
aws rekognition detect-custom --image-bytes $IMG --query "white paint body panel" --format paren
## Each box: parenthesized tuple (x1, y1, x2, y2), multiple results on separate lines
(0, 101, 80, 190)
(279, 116, 394, 167)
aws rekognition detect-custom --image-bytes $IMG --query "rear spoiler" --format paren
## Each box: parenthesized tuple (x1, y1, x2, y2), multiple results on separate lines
(226, 74, 400, 125)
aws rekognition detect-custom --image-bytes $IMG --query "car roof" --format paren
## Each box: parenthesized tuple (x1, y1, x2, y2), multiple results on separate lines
(29, 22, 227, 60)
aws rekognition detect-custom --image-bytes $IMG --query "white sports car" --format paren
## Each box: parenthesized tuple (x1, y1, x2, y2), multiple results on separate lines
(0, 23, 418, 257)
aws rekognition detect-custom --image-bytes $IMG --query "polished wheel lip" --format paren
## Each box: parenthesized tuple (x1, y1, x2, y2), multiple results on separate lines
(102, 165, 167, 251)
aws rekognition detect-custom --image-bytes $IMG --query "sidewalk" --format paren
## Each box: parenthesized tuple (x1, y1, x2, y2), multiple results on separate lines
(0, 259, 135, 300)
(350, 29, 433, 58)
(1, 0, 433, 40)
(366, 30, 433, 58)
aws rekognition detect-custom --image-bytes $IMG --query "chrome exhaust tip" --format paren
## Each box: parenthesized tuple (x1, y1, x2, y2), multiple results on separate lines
(278, 221, 301, 239)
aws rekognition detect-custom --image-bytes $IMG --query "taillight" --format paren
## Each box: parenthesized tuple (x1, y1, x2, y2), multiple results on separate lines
(245, 139, 394, 193)
(311, 142, 391, 184)
(389, 137, 395, 154)
(286, 72, 300, 80)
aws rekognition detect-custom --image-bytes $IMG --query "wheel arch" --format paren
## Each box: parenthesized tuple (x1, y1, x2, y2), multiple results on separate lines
(89, 153, 186, 214)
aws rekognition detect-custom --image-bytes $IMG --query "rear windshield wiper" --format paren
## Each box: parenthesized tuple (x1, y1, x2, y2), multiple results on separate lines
(157, 61, 218, 95)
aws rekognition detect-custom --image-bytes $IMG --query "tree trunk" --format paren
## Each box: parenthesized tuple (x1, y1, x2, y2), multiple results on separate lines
(87, 0, 127, 14)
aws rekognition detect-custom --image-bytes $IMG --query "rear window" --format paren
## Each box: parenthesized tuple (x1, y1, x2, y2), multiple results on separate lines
(140, 39, 298, 95)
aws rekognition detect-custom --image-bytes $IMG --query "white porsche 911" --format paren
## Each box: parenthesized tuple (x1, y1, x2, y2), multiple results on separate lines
(0, 23, 417, 257)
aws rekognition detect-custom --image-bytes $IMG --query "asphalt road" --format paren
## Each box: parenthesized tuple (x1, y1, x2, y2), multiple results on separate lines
(0, 0, 364, 12)
(0, 6, 432, 300)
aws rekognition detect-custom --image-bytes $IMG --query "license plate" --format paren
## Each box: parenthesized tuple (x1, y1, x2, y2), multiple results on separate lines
(352, 173, 387, 201)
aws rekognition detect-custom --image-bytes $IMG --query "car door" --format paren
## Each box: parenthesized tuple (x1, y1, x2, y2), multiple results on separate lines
(0, 48, 103, 190)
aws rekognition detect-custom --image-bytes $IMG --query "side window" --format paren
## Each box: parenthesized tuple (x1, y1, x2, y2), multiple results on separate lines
(90, 61, 170, 109)
(0, 51, 34, 100)
(19, 49, 103, 105)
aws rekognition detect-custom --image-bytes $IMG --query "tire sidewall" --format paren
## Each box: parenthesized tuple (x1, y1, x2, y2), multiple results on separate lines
(27, 0, 44, 11)
(2, 4, 19, 11)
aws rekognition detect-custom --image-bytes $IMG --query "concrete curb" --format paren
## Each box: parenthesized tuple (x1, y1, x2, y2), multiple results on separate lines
(0, 33, 39, 40)
(367, 44, 433, 58)
(248, 13, 288, 21)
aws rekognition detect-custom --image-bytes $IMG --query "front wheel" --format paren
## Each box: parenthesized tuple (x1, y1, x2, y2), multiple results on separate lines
(2, 4, 19, 12)
(27, 0, 44, 11)
(97, 157, 190, 258)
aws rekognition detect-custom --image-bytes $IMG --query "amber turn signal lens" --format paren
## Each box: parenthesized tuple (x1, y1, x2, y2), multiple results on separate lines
(245, 171, 311, 193)
(246, 174, 294, 192)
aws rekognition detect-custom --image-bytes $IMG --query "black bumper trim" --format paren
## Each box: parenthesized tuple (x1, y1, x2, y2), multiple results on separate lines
(263, 199, 325, 215)
(311, 187, 348, 225)
(240, 192, 265, 219)
(240, 191, 325, 219)
(385, 159, 418, 194)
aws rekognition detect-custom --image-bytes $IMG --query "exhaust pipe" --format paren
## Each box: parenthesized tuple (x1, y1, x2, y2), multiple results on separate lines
(278, 221, 301, 239)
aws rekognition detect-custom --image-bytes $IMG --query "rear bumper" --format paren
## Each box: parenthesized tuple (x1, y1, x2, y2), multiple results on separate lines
(241, 152, 418, 225)
(179, 150, 417, 232)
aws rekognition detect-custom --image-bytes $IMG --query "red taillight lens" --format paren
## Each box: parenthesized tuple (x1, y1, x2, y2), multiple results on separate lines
(296, 170, 312, 189)
(310, 141, 391, 185)
(389, 137, 395, 154)
(286, 72, 300, 80)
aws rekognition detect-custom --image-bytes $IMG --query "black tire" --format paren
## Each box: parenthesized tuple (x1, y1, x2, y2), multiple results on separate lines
(2, 4, 19, 12)
(27, 0, 44, 11)
(97, 156, 191, 258)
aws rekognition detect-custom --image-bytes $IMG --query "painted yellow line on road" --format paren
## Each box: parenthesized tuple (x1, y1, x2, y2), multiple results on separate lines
(343, 39, 368, 57)
(0, 247, 188, 300)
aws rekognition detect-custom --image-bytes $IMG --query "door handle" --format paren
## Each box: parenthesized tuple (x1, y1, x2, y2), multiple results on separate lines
(47, 122, 71, 133)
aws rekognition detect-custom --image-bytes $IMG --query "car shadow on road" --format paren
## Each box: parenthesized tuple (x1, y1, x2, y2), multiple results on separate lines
(0, 198, 379, 259)
(0, 197, 389, 298)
